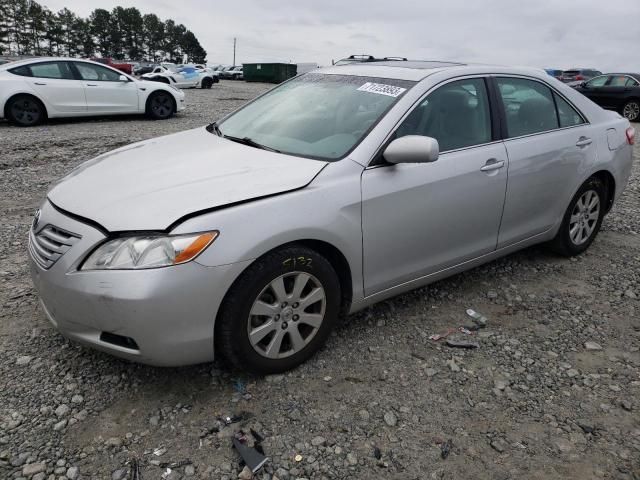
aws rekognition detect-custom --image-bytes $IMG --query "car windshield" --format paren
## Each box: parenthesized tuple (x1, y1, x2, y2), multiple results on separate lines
(217, 73, 415, 160)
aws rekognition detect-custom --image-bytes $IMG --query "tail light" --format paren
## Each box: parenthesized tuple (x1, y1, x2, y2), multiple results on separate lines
(575, 75, 584, 80)
(626, 127, 636, 145)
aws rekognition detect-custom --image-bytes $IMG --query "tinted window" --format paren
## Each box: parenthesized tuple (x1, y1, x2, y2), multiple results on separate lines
(497, 78, 558, 137)
(553, 93, 585, 128)
(627, 77, 640, 87)
(9, 65, 32, 77)
(610, 76, 629, 87)
(75, 63, 121, 81)
(395, 78, 492, 152)
(586, 76, 609, 87)
(29, 62, 74, 80)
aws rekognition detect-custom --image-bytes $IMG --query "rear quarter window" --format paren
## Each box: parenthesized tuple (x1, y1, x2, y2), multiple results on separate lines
(8, 65, 32, 77)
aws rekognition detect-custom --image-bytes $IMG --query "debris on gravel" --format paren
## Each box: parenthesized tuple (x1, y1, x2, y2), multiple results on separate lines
(1, 82, 639, 479)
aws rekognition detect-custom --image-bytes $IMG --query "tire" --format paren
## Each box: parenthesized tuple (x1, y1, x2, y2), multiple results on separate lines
(145, 91, 175, 120)
(549, 176, 606, 256)
(216, 246, 341, 374)
(6, 94, 46, 127)
(213, 76, 220, 84)
(201, 77, 213, 89)
(622, 99, 640, 122)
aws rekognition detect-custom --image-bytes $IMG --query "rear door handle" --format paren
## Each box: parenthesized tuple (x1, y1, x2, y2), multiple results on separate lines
(86, 84, 98, 87)
(576, 137, 593, 147)
(34, 82, 47, 86)
(480, 159, 505, 172)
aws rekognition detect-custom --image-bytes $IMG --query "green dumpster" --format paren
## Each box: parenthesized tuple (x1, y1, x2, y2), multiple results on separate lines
(243, 63, 298, 83)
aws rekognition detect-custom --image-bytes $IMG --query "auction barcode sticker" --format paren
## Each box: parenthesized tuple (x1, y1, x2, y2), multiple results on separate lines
(357, 82, 406, 97)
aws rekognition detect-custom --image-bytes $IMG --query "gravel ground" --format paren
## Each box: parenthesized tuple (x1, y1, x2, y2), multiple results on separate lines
(1, 81, 639, 480)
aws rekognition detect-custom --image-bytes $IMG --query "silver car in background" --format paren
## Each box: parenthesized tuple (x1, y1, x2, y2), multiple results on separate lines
(29, 61, 635, 373)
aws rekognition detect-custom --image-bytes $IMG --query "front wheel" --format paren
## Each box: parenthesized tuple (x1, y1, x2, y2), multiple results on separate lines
(201, 77, 213, 89)
(145, 91, 175, 120)
(549, 177, 606, 256)
(622, 100, 640, 122)
(216, 246, 341, 374)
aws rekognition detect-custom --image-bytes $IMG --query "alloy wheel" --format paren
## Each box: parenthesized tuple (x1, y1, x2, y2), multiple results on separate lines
(151, 93, 172, 117)
(247, 272, 326, 359)
(569, 189, 600, 245)
(11, 98, 40, 125)
(623, 101, 640, 121)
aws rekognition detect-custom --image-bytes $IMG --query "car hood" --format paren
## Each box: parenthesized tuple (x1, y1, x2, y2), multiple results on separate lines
(48, 127, 327, 232)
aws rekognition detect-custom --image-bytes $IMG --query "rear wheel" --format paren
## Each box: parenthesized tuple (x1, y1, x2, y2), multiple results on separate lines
(622, 100, 640, 122)
(146, 91, 174, 120)
(549, 177, 606, 256)
(6, 95, 45, 126)
(202, 77, 213, 89)
(216, 246, 341, 374)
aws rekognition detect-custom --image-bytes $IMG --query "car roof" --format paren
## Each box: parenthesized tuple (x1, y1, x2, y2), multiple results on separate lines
(0, 56, 113, 70)
(318, 61, 549, 82)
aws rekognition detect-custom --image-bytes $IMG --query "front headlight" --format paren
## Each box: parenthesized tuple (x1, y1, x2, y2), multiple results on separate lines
(81, 231, 218, 270)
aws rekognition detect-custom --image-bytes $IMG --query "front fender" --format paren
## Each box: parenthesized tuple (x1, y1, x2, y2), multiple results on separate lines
(171, 159, 365, 303)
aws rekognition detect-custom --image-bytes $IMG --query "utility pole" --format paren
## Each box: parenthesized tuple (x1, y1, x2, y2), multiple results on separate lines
(233, 37, 236, 66)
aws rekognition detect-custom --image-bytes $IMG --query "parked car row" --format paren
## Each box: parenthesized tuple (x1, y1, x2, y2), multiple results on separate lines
(209, 65, 244, 80)
(544, 68, 603, 83)
(140, 62, 219, 89)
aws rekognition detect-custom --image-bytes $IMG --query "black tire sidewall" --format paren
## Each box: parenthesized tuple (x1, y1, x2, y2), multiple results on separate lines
(202, 78, 212, 89)
(8, 95, 44, 126)
(555, 177, 606, 255)
(217, 246, 341, 374)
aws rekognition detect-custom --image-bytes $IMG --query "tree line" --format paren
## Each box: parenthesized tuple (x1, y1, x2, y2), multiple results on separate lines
(0, 0, 207, 63)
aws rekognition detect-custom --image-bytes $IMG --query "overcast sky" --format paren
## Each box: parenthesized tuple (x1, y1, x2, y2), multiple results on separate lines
(46, 0, 640, 71)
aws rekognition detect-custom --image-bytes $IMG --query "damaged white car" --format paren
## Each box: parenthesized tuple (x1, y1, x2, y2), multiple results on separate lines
(142, 63, 217, 89)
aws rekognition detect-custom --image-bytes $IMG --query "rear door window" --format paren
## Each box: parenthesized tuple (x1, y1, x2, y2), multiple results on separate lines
(496, 78, 558, 137)
(29, 62, 74, 80)
(609, 76, 629, 87)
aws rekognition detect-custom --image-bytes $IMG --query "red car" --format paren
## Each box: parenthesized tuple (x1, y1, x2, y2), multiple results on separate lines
(90, 58, 133, 75)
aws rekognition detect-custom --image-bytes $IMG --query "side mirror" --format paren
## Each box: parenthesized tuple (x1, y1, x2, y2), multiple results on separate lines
(118, 74, 128, 82)
(383, 135, 439, 164)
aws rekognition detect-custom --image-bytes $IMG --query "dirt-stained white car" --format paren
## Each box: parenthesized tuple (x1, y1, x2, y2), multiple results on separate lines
(0, 57, 185, 126)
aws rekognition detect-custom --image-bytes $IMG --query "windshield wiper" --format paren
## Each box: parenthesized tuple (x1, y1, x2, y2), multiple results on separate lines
(222, 134, 281, 153)
(206, 122, 222, 136)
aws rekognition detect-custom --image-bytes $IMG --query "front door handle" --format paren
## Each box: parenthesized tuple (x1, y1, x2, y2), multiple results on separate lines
(34, 82, 47, 86)
(480, 159, 505, 172)
(86, 84, 98, 87)
(576, 137, 593, 147)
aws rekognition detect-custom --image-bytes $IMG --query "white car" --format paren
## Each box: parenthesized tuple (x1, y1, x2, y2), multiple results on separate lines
(0, 58, 186, 126)
(142, 63, 208, 89)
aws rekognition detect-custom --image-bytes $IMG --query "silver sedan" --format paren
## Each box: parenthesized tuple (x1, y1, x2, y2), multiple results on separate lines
(29, 61, 635, 373)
